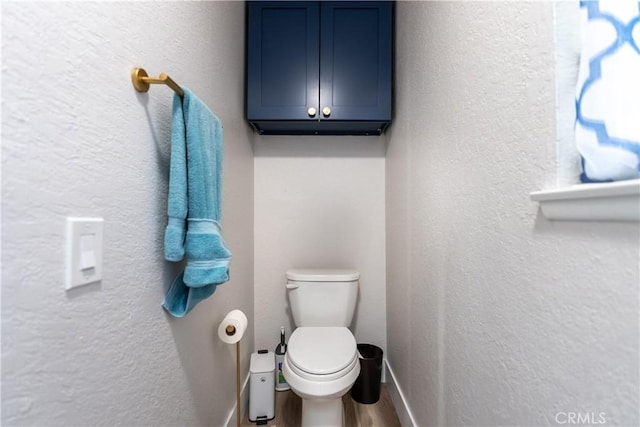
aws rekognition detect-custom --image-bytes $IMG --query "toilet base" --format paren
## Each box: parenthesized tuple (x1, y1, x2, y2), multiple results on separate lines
(301, 398, 343, 427)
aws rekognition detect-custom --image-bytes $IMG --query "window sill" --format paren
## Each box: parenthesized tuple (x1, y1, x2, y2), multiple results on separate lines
(530, 179, 640, 222)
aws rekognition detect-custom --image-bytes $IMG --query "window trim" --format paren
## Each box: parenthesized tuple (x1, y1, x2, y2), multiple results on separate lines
(530, 179, 640, 222)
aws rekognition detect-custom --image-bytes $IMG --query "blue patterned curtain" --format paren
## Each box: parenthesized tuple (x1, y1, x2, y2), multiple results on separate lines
(575, 1, 640, 182)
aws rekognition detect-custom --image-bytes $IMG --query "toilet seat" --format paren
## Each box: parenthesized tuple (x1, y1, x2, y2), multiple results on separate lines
(286, 327, 358, 382)
(288, 353, 358, 382)
(283, 325, 361, 416)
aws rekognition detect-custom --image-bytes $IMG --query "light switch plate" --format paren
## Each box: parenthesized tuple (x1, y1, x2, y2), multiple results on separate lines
(66, 217, 104, 290)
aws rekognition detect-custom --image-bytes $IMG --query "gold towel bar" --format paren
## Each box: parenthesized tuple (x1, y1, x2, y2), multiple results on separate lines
(131, 67, 184, 98)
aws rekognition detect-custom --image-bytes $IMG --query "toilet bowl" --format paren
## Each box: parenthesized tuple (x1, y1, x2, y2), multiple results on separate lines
(283, 327, 360, 426)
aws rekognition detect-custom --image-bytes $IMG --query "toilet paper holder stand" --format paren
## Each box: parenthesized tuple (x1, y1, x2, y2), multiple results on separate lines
(220, 316, 244, 427)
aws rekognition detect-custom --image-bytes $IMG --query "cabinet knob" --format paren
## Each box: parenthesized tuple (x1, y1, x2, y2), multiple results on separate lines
(307, 107, 317, 117)
(322, 106, 331, 117)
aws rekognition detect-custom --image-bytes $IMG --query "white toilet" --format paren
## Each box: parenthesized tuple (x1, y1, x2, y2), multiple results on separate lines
(283, 269, 361, 427)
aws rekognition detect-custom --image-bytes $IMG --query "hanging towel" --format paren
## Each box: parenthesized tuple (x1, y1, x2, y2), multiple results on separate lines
(163, 88, 231, 318)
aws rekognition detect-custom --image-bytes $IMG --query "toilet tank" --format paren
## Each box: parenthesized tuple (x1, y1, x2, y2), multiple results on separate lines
(286, 269, 359, 327)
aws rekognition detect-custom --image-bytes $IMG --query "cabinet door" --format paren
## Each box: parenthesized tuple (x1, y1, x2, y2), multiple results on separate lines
(247, 2, 320, 121)
(320, 1, 392, 121)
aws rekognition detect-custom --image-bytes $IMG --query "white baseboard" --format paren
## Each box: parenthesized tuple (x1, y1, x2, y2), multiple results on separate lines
(384, 359, 418, 427)
(224, 373, 250, 427)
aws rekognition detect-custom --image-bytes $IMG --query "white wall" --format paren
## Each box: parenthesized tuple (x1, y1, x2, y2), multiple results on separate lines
(1, 2, 254, 426)
(254, 137, 387, 353)
(387, 2, 639, 426)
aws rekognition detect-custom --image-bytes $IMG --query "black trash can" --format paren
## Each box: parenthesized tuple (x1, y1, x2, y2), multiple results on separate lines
(350, 344, 383, 404)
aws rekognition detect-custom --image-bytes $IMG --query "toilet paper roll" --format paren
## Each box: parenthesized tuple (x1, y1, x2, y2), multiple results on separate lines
(218, 309, 248, 344)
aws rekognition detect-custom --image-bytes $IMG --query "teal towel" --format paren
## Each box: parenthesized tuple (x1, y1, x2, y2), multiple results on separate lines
(163, 88, 231, 318)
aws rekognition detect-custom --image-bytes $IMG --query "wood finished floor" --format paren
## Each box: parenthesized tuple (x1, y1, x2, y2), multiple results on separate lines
(241, 384, 401, 427)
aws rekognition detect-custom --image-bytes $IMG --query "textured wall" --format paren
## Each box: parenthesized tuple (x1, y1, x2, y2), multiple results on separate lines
(1, 2, 254, 426)
(387, 2, 639, 426)
(253, 137, 387, 353)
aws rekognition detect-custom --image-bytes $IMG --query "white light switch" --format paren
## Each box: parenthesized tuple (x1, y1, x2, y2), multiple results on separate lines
(66, 217, 103, 290)
(80, 234, 96, 269)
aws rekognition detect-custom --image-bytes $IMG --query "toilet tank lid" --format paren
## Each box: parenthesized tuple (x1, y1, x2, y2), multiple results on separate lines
(286, 269, 360, 282)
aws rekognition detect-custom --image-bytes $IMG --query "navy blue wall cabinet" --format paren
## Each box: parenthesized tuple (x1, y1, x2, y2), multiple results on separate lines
(246, 1, 393, 136)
